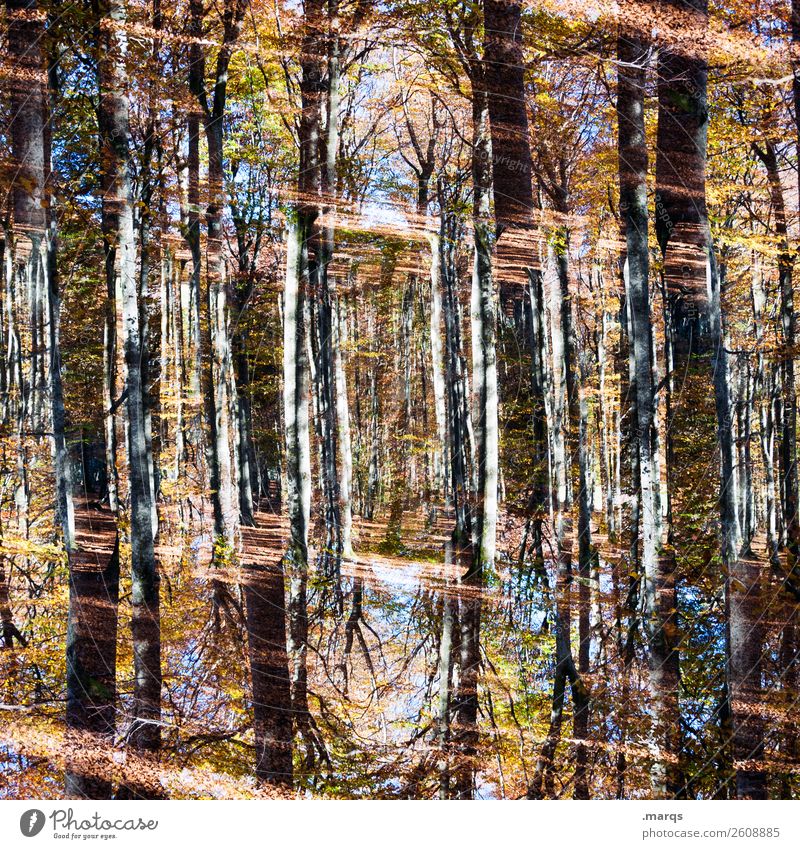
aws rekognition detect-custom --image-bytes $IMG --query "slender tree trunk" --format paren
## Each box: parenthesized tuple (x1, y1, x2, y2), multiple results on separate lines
(574, 335, 594, 799)
(439, 201, 473, 547)
(299, 0, 342, 577)
(620, 31, 681, 797)
(6, 0, 74, 547)
(753, 269, 779, 567)
(205, 119, 238, 551)
(435, 587, 456, 799)
(367, 307, 381, 520)
(282, 221, 314, 756)
(185, 6, 203, 451)
(470, 87, 498, 577)
(595, 279, 616, 538)
(524, 267, 549, 571)
(334, 293, 354, 559)
(188, 0, 248, 548)
(171, 259, 187, 481)
(429, 231, 450, 507)
(233, 334, 256, 526)
(97, 0, 162, 783)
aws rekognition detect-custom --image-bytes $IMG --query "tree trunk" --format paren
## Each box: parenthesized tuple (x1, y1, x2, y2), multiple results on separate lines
(6, 0, 74, 547)
(429, 231, 450, 507)
(752, 269, 779, 567)
(439, 200, 473, 547)
(334, 293, 354, 559)
(435, 587, 456, 799)
(65, 533, 120, 799)
(282, 221, 314, 756)
(752, 140, 800, 579)
(483, 0, 536, 307)
(97, 0, 162, 782)
(574, 335, 594, 799)
(205, 103, 239, 553)
(523, 266, 550, 572)
(300, 0, 342, 576)
(243, 559, 294, 787)
(655, 0, 763, 798)
(470, 88, 498, 578)
(620, 31, 681, 797)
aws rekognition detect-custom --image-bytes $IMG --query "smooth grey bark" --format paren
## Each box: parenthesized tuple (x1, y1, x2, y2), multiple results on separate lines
(595, 274, 616, 538)
(312, 266, 343, 573)
(188, 0, 246, 550)
(282, 223, 310, 560)
(171, 262, 188, 480)
(574, 332, 594, 799)
(136, 17, 162, 544)
(366, 299, 381, 520)
(97, 0, 162, 780)
(160, 247, 172, 481)
(548, 243, 572, 636)
(232, 327, 256, 526)
(185, 5, 204, 454)
(619, 31, 680, 798)
(429, 230, 450, 506)
(282, 220, 317, 762)
(6, 0, 47, 436)
(752, 266, 779, 567)
(469, 87, 499, 578)
(171, 257, 187, 481)
(334, 294, 354, 559)
(438, 200, 473, 547)
(299, 0, 343, 576)
(523, 267, 550, 571)
(6, 0, 74, 548)
(99, 48, 121, 517)
(323, 11, 349, 561)
(481, 0, 550, 584)
(556, 234, 594, 799)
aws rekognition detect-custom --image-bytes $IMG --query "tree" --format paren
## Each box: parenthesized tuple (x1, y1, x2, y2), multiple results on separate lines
(95, 0, 162, 787)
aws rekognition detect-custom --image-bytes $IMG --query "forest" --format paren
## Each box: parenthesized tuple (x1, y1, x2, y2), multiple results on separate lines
(0, 0, 799, 801)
